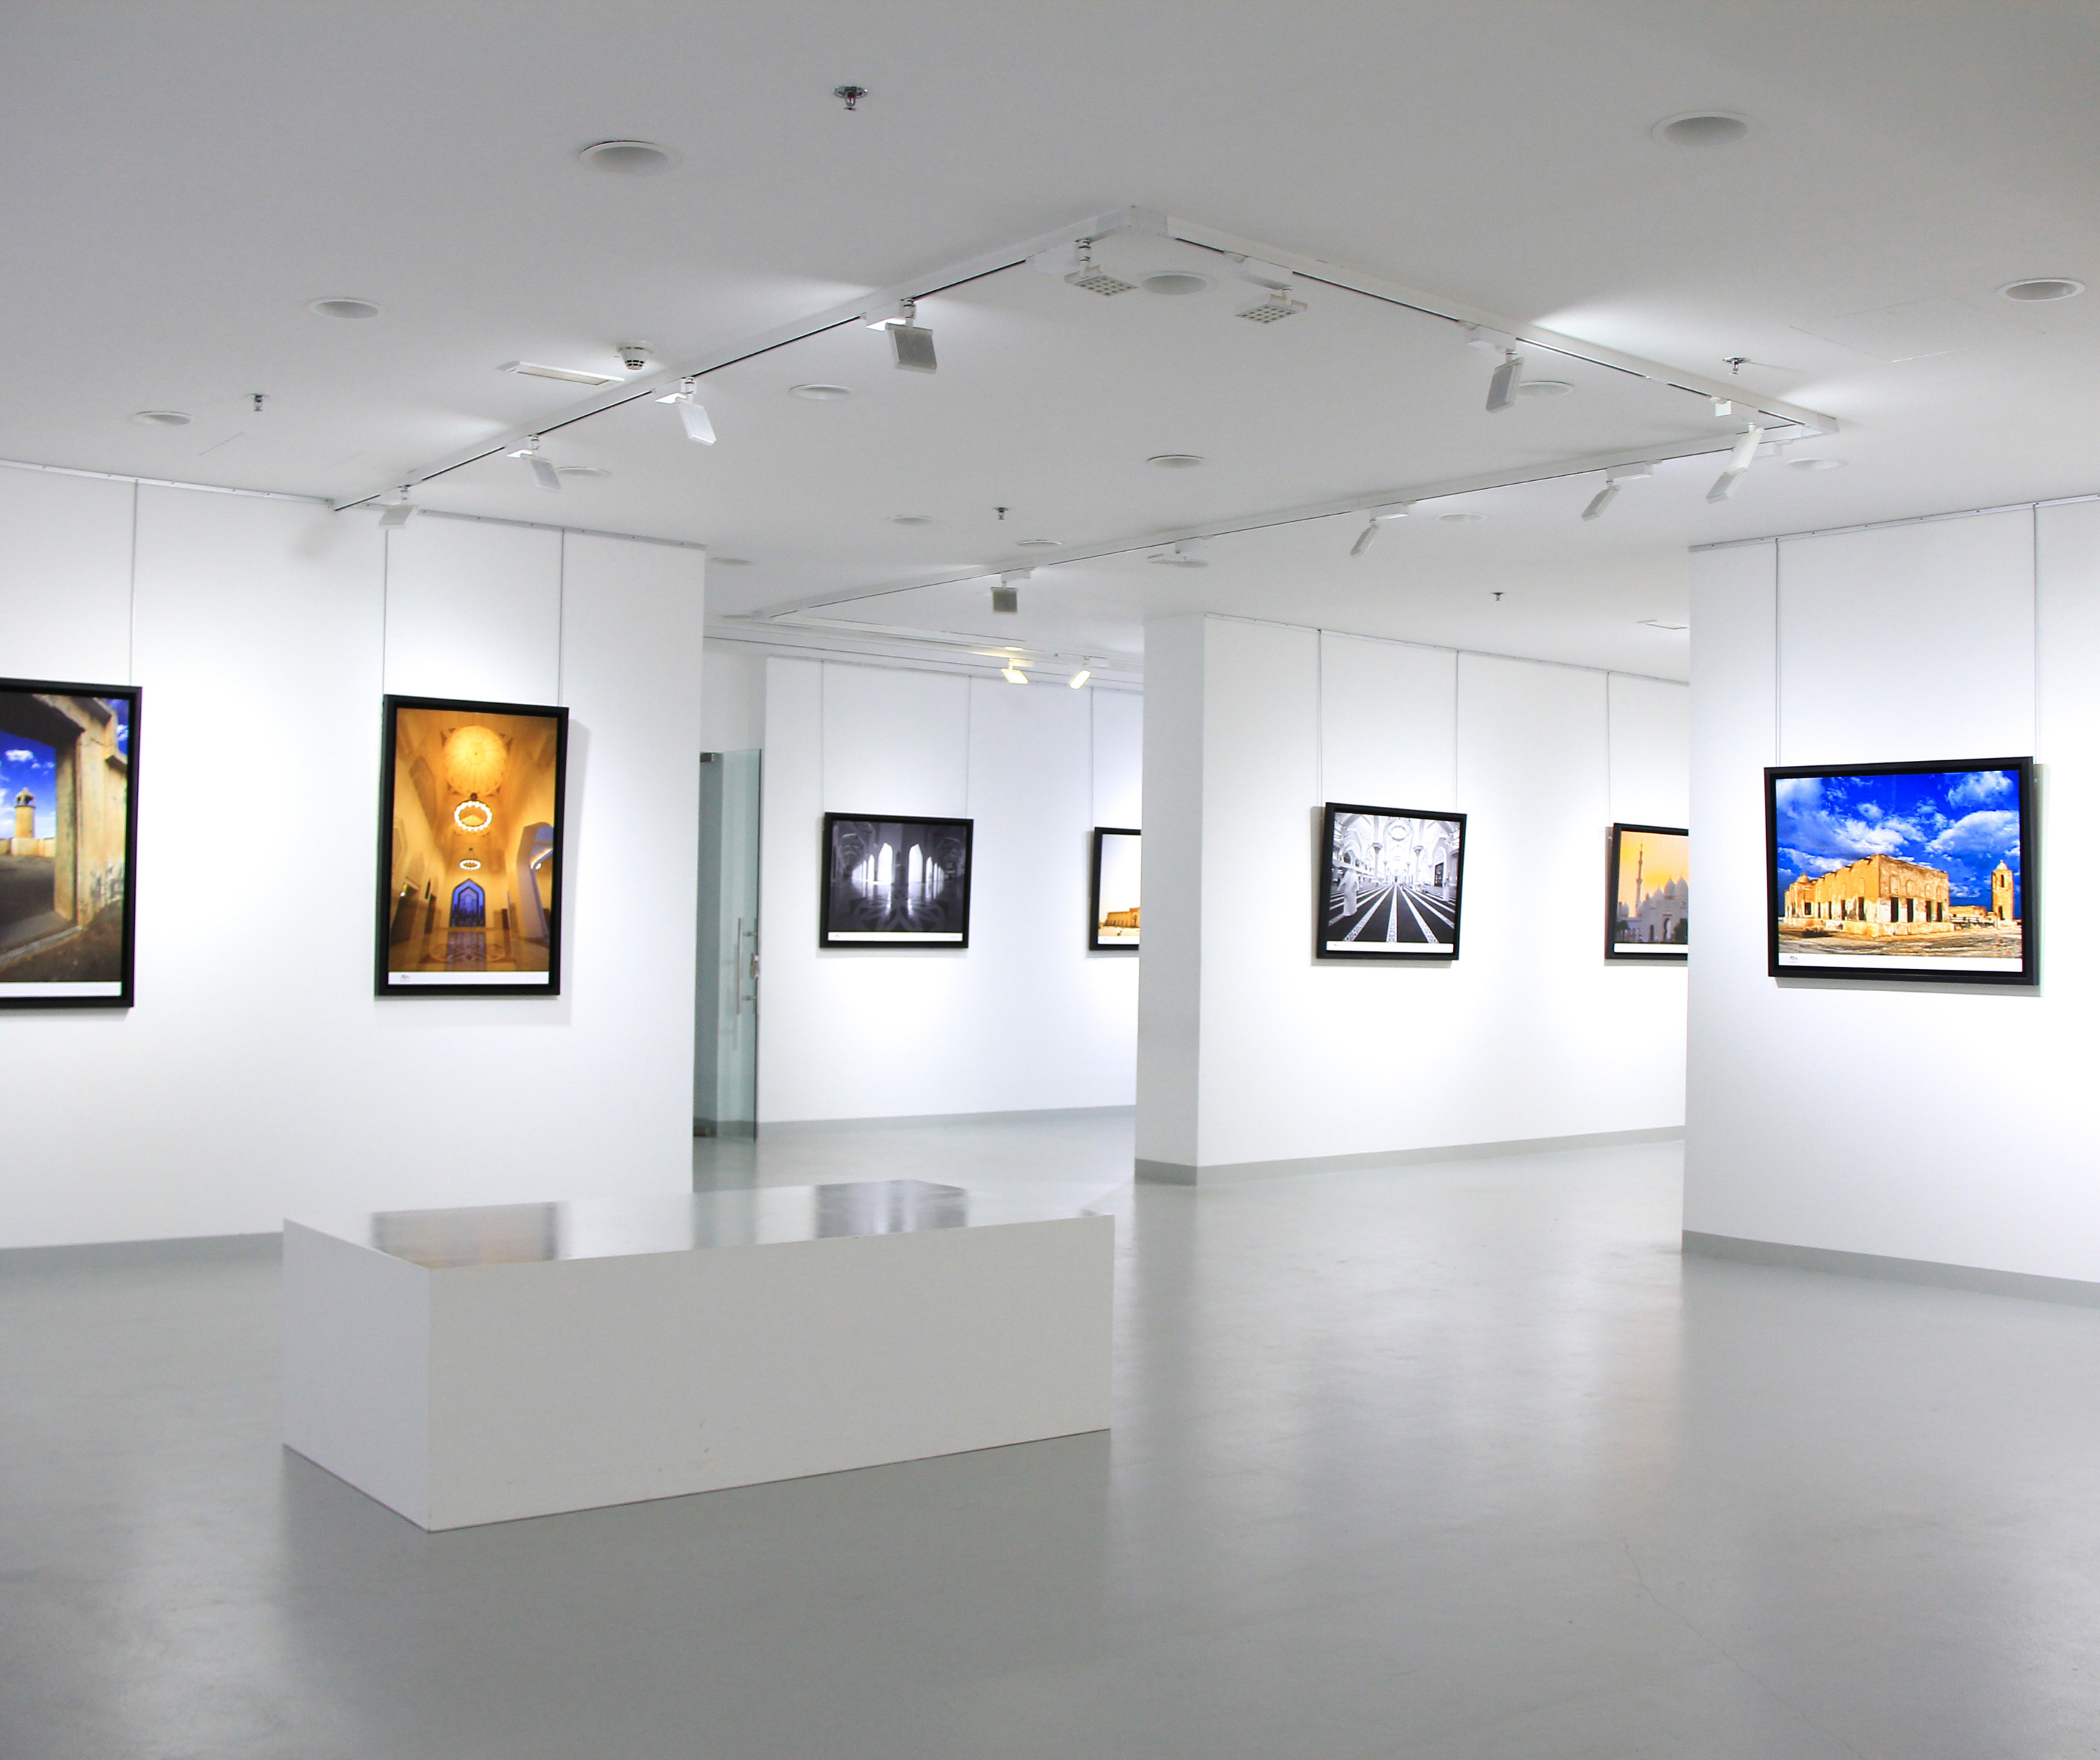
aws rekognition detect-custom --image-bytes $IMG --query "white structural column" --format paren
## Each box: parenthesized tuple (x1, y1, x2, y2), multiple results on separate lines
(1135, 614, 1688, 1183)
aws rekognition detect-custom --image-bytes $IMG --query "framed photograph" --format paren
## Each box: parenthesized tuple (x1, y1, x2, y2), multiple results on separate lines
(821, 814, 973, 947)
(1766, 757, 2035, 985)
(0, 678, 139, 1008)
(1606, 823, 1688, 960)
(1090, 826, 1141, 950)
(1317, 802, 1465, 960)
(377, 695, 568, 996)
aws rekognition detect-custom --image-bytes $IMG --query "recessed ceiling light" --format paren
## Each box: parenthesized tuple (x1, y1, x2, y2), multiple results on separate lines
(1148, 453, 1205, 469)
(557, 465, 610, 478)
(1517, 379, 1574, 398)
(1791, 456, 1847, 471)
(790, 383, 853, 400)
(1438, 511, 1487, 524)
(502, 359, 624, 387)
(129, 409, 191, 427)
(309, 297, 381, 320)
(578, 139, 678, 175)
(1999, 277, 2085, 303)
(1141, 272, 1211, 296)
(1653, 111, 1754, 147)
(711, 556, 754, 566)
(1016, 537, 1059, 547)
(888, 514, 936, 524)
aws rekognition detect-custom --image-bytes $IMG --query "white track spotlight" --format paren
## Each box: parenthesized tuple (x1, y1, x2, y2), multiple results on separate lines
(1461, 324, 1512, 354)
(1064, 245, 1136, 297)
(1001, 659, 1029, 685)
(991, 570, 1029, 615)
(1067, 660, 1092, 690)
(865, 300, 911, 328)
(1149, 541, 1209, 567)
(655, 378, 716, 443)
(882, 300, 937, 372)
(376, 487, 417, 528)
(1486, 348, 1523, 412)
(507, 435, 560, 492)
(1349, 504, 1412, 557)
(1706, 425, 1767, 502)
(1581, 463, 1651, 522)
(1232, 257, 1305, 322)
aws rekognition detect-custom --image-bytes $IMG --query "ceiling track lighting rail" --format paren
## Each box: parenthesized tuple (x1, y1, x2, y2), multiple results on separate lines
(337, 203, 1836, 519)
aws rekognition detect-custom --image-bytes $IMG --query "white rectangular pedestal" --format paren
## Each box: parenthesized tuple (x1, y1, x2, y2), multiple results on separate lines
(283, 1181, 1112, 1530)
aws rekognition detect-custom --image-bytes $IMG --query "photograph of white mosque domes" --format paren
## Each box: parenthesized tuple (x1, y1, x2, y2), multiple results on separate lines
(1608, 824, 1688, 959)
(1768, 760, 2034, 983)
(821, 815, 973, 945)
(380, 698, 567, 992)
(1091, 827, 1140, 949)
(0, 683, 135, 1005)
(1318, 803, 1465, 959)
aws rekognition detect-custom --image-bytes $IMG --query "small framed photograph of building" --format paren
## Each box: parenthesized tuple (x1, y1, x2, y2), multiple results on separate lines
(377, 695, 569, 996)
(1317, 802, 1465, 960)
(1090, 827, 1140, 950)
(0, 678, 139, 1008)
(1765, 757, 2035, 985)
(821, 814, 974, 947)
(1607, 823, 1688, 960)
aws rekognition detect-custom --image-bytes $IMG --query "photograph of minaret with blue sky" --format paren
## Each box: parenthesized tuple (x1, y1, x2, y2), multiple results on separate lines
(0, 681, 137, 1005)
(1768, 759, 2034, 984)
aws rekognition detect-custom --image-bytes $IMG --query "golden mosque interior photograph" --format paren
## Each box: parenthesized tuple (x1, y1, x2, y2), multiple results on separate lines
(383, 703, 563, 982)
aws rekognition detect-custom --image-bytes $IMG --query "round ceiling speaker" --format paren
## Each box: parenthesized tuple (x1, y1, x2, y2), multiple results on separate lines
(789, 383, 853, 401)
(1653, 111, 1753, 148)
(1999, 278, 2085, 302)
(1517, 379, 1574, 398)
(1147, 453, 1205, 469)
(129, 409, 191, 427)
(578, 139, 678, 175)
(309, 297, 381, 320)
(1141, 272, 1212, 296)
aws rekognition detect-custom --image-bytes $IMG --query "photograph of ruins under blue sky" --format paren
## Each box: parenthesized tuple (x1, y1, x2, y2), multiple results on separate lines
(1767, 759, 2034, 984)
(0, 682, 137, 1005)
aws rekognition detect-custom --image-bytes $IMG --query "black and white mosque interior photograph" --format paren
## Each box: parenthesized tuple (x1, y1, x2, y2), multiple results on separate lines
(12, 5, 2100, 1758)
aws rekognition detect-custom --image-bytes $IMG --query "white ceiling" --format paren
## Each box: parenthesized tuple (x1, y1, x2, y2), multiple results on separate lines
(7, 1, 2099, 684)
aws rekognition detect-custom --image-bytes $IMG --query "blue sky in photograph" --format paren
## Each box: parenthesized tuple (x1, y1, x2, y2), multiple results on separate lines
(0, 697, 129, 842)
(1774, 768, 2021, 909)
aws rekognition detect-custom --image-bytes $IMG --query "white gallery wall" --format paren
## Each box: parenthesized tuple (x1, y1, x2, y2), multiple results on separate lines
(0, 469, 705, 1248)
(758, 655, 1141, 1122)
(1136, 614, 1688, 1178)
(1688, 502, 2100, 1285)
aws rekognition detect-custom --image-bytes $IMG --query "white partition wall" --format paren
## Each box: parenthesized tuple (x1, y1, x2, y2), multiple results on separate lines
(757, 656, 1142, 1123)
(1135, 614, 1688, 1180)
(1687, 503, 2100, 1292)
(0, 476, 705, 1248)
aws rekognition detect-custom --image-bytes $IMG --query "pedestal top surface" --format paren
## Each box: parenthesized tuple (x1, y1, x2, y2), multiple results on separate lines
(290, 1180, 1106, 1269)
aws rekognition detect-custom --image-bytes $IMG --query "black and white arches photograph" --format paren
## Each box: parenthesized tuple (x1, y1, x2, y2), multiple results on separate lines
(1318, 802, 1465, 959)
(821, 813, 974, 946)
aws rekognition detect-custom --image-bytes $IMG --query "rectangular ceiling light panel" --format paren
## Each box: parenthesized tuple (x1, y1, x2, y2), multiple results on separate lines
(500, 360, 625, 387)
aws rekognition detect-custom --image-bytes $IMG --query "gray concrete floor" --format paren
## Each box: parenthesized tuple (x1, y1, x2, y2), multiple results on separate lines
(7, 1113, 2100, 1758)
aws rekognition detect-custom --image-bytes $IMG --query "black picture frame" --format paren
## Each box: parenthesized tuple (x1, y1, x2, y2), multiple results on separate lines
(1605, 822, 1689, 962)
(820, 813, 974, 948)
(1765, 756, 2036, 987)
(0, 677, 140, 1010)
(376, 694, 570, 998)
(1316, 801, 1466, 961)
(1089, 826, 1141, 951)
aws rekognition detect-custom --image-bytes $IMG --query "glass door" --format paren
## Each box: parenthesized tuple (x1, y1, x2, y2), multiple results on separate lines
(695, 750, 760, 1140)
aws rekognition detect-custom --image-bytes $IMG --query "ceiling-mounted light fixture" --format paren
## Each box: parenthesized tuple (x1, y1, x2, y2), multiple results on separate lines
(508, 436, 561, 492)
(991, 571, 1029, 615)
(1349, 505, 1412, 557)
(1001, 658, 1029, 684)
(501, 360, 624, 387)
(1067, 661, 1092, 690)
(1581, 462, 1652, 522)
(1232, 257, 1305, 322)
(1713, 397, 1738, 417)
(1149, 541, 1208, 567)
(1486, 348, 1523, 412)
(655, 377, 716, 443)
(878, 299, 937, 372)
(376, 487, 418, 528)
(1066, 244, 1136, 297)
(1707, 425, 1766, 502)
